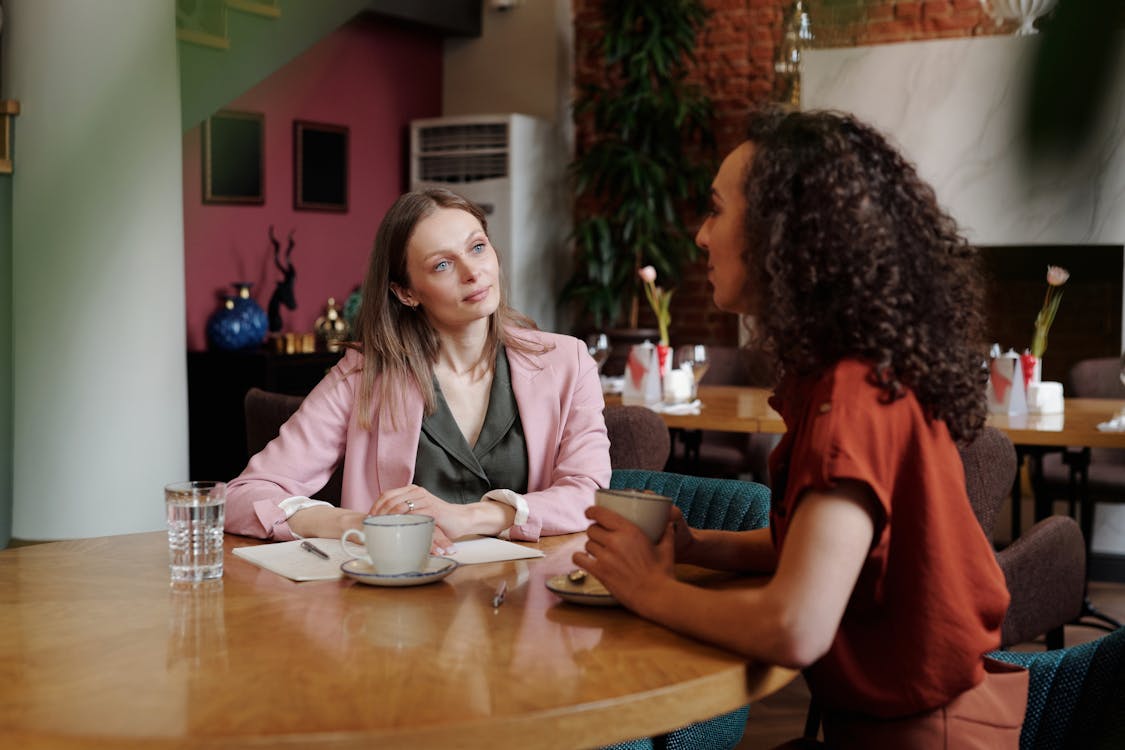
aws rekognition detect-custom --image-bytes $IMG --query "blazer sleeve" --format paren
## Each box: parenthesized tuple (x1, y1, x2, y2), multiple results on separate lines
(509, 337, 610, 540)
(224, 353, 360, 540)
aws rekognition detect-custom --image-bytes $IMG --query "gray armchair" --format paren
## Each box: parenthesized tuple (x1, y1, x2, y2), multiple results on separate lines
(960, 426, 1086, 649)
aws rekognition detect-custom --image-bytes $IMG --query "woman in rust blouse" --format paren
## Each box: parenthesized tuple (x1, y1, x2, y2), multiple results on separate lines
(577, 109, 1028, 748)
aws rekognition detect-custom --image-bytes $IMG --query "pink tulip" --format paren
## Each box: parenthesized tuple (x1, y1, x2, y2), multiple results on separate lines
(1046, 265, 1069, 286)
(638, 266, 657, 283)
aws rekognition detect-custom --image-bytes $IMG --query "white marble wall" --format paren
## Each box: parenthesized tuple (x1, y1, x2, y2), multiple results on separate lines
(803, 36, 1125, 247)
(803, 36, 1125, 554)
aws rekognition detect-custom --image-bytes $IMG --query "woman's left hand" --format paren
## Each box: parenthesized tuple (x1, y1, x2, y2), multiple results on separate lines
(369, 485, 466, 554)
(573, 505, 676, 614)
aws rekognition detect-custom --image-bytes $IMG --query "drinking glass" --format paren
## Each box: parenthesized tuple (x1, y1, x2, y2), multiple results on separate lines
(587, 333, 611, 373)
(676, 345, 710, 395)
(1119, 350, 1125, 388)
(165, 481, 226, 582)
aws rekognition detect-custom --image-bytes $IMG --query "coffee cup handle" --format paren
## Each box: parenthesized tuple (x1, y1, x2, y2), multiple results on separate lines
(340, 528, 368, 562)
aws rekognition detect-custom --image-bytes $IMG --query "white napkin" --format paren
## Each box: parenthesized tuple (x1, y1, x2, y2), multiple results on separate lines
(448, 535, 545, 565)
(1098, 413, 1125, 432)
(650, 399, 702, 415)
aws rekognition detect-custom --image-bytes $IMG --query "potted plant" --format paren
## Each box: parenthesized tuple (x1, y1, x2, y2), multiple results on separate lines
(561, 0, 716, 335)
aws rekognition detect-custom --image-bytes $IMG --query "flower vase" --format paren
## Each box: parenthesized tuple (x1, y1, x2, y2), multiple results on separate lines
(206, 282, 269, 351)
(1019, 353, 1041, 392)
(656, 344, 671, 377)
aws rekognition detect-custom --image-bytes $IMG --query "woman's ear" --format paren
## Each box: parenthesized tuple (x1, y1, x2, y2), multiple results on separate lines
(389, 283, 417, 308)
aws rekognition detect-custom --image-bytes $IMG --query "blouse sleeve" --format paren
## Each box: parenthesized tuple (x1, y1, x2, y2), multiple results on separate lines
(224, 352, 360, 540)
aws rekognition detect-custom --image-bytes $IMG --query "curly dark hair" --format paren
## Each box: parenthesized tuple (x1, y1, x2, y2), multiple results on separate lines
(740, 108, 987, 443)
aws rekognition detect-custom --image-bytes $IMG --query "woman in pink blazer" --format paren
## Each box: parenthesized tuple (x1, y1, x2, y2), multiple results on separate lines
(225, 188, 611, 549)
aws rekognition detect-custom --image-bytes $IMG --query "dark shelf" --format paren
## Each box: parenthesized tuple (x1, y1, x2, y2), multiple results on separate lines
(187, 348, 344, 482)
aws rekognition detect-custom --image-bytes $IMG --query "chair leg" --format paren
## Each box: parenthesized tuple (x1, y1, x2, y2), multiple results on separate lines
(1046, 626, 1065, 650)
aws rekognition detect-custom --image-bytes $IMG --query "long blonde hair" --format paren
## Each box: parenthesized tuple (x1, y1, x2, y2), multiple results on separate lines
(350, 188, 545, 429)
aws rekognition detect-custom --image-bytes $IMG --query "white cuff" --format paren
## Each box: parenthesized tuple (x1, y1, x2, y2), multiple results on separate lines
(278, 496, 333, 520)
(481, 489, 529, 536)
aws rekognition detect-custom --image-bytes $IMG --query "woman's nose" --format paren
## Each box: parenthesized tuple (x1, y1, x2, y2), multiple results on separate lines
(695, 221, 709, 250)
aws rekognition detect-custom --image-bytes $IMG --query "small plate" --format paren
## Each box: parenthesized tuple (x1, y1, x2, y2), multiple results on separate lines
(545, 572, 619, 607)
(341, 556, 458, 587)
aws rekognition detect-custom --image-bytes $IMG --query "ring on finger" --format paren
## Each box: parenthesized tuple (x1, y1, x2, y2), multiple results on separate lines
(405, 499, 416, 513)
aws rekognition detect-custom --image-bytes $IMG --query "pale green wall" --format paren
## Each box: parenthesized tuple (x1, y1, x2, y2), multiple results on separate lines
(8, 0, 188, 539)
(0, 174, 10, 549)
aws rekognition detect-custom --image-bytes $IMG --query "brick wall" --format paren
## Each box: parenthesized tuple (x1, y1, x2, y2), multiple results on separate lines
(572, 0, 1016, 346)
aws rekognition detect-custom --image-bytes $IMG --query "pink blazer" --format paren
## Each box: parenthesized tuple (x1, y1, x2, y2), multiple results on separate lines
(225, 329, 611, 542)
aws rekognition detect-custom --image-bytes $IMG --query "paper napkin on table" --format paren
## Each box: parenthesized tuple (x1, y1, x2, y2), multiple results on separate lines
(232, 538, 350, 582)
(650, 399, 702, 415)
(448, 535, 545, 565)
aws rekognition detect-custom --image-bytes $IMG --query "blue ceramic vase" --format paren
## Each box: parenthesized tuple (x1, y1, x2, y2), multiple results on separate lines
(206, 282, 269, 351)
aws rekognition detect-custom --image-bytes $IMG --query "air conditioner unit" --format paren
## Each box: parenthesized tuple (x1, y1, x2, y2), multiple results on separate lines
(410, 113, 568, 333)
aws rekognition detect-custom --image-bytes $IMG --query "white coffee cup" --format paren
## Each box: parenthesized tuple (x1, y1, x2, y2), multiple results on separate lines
(595, 488, 674, 542)
(341, 514, 434, 575)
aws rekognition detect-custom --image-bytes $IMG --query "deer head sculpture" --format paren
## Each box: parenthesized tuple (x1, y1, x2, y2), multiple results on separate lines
(267, 225, 297, 333)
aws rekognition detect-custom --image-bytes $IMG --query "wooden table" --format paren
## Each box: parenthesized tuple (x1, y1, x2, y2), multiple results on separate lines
(0, 532, 795, 749)
(613, 386, 1125, 449)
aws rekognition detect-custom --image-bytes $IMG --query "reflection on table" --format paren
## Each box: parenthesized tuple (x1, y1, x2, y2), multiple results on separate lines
(0, 531, 796, 749)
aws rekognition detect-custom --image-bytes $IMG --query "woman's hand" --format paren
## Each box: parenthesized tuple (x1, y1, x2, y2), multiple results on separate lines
(667, 506, 699, 561)
(368, 485, 469, 555)
(287, 506, 367, 540)
(572, 505, 677, 615)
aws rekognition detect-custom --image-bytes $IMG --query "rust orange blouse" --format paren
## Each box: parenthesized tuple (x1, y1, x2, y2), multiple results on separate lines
(768, 359, 1009, 718)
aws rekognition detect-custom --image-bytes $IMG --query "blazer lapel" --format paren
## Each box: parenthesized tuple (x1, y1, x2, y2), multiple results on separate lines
(374, 382, 424, 495)
(508, 346, 559, 492)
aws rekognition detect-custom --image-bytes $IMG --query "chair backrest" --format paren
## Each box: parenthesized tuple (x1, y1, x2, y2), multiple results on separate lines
(958, 426, 1018, 539)
(610, 469, 770, 531)
(604, 405, 671, 471)
(1068, 357, 1125, 399)
(242, 387, 343, 505)
(989, 626, 1125, 748)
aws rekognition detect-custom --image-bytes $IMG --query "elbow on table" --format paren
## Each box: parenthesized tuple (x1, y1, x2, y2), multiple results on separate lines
(758, 595, 835, 670)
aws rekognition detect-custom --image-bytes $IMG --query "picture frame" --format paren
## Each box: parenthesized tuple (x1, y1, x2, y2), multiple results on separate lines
(203, 110, 264, 205)
(293, 120, 348, 212)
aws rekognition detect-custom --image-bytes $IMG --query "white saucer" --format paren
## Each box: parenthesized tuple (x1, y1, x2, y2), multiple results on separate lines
(545, 572, 619, 607)
(341, 556, 458, 587)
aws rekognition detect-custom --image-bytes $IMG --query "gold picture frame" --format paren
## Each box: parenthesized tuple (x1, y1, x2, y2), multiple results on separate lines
(203, 110, 265, 205)
(294, 120, 349, 212)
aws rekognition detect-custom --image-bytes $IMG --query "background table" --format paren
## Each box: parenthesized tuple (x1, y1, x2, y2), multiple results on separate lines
(0, 532, 795, 749)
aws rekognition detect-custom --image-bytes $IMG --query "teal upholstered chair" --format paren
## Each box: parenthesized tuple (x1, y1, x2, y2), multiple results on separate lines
(989, 627, 1125, 749)
(602, 469, 772, 750)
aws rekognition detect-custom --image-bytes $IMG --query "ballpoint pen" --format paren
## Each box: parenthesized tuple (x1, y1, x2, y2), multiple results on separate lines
(491, 580, 508, 609)
(300, 540, 330, 560)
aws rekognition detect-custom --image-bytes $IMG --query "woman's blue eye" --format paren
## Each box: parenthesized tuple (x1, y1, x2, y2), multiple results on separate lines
(434, 260, 450, 271)
(472, 242, 486, 254)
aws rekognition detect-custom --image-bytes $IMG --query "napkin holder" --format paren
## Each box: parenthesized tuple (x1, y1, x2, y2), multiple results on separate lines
(987, 351, 1027, 415)
(623, 342, 662, 406)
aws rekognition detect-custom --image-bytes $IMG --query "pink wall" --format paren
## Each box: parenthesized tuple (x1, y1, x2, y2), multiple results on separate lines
(182, 15, 442, 350)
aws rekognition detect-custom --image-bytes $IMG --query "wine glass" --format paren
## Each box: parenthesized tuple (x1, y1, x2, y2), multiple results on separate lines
(675, 345, 710, 396)
(587, 333, 611, 373)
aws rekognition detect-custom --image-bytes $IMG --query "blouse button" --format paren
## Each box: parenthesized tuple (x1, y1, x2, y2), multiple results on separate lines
(818, 402, 832, 414)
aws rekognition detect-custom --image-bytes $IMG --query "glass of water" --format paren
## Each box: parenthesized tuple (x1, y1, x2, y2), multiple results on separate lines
(587, 333, 611, 373)
(165, 481, 226, 582)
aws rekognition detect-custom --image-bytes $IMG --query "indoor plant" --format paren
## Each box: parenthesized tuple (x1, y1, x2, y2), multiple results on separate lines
(561, 0, 715, 332)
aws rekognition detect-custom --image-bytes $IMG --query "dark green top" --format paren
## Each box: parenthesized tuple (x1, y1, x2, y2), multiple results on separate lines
(413, 347, 529, 504)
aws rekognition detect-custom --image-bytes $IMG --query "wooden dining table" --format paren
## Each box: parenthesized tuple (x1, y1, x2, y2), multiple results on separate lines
(0, 530, 796, 749)
(612, 385, 1125, 449)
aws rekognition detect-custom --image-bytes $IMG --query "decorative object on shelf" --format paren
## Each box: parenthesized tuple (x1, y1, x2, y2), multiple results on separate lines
(314, 297, 349, 352)
(561, 0, 715, 331)
(774, 0, 814, 106)
(980, 0, 1059, 35)
(267, 225, 297, 332)
(0, 99, 19, 175)
(342, 286, 362, 334)
(1023, 263, 1069, 385)
(205, 282, 268, 351)
(638, 266, 673, 345)
(294, 120, 349, 212)
(203, 110, 264, 204)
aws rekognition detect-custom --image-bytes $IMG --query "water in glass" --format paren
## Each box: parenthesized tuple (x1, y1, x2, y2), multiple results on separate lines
(166, 481, 226, 582)
(587, 333, 611, 373)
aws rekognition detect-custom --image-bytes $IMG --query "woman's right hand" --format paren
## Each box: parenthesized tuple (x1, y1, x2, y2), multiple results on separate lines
(668, 506, 699, 562)
(287, 505, 366, 539)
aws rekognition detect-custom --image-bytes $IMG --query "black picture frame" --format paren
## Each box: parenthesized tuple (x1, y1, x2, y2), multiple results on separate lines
(294, 120, 348, 212)
(203, 110, 264, 205)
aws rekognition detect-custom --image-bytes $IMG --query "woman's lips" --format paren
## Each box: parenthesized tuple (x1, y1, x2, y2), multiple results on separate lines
(464, 287, 491, 303)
